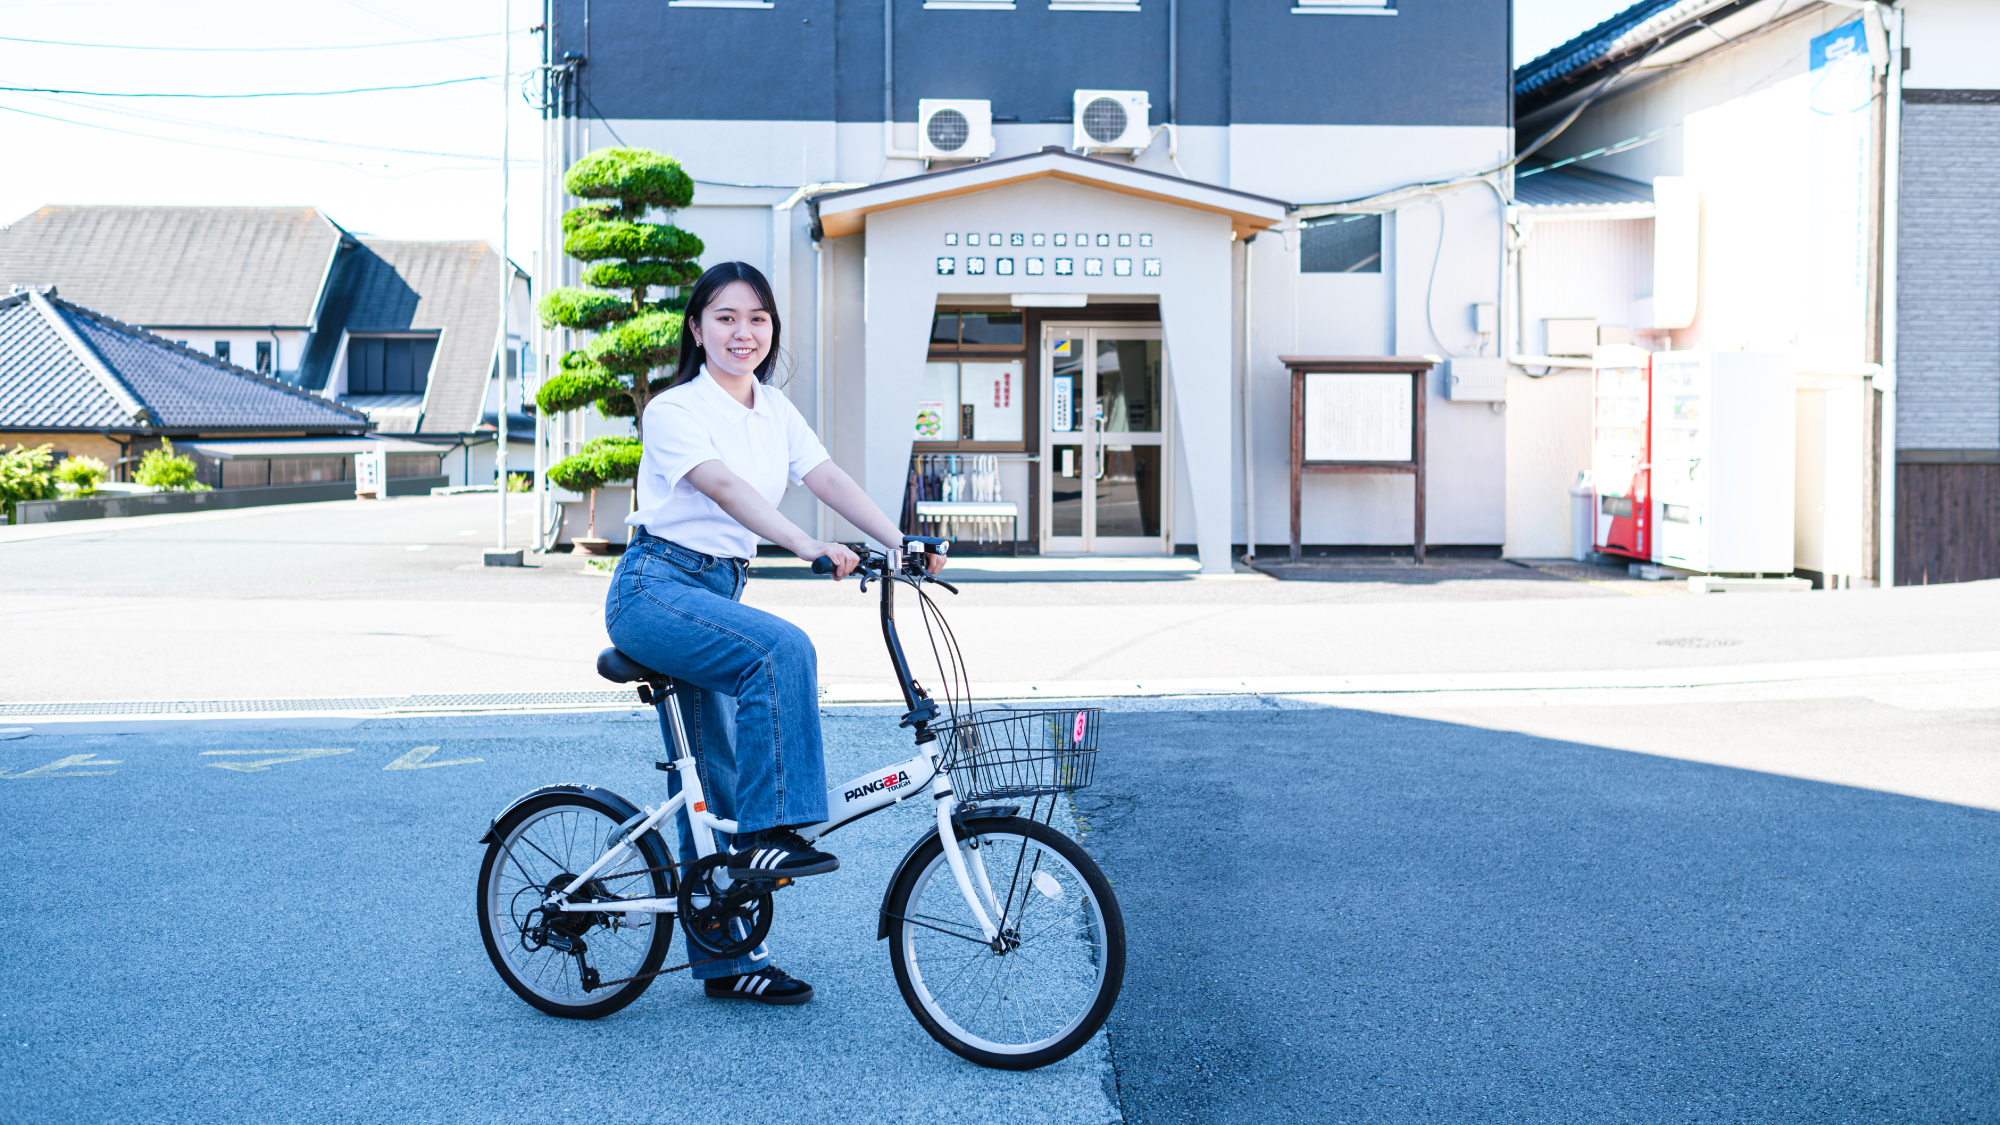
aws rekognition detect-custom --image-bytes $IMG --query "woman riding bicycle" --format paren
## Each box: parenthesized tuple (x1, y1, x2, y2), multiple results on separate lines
(606, 260, 944, 1006)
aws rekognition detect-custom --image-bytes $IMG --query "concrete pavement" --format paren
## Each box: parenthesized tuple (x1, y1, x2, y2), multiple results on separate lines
(5, 493, 1998, 702)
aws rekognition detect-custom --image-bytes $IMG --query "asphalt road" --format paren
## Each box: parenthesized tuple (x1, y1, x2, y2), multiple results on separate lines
(0, 710, 1120, 1125)
(1081, 703, 2000, 1124)
(5, 694, 1997, 1123)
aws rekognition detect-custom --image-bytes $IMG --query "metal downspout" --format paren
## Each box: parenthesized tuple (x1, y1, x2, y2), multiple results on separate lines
(1876, 3, 1903, 586)
(1241, 235, 1255, 562)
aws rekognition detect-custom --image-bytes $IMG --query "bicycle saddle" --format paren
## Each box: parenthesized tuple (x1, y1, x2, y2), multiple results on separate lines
(596, 647, 666, 685)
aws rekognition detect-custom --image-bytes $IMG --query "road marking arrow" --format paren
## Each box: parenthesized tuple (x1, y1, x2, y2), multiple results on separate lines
(1, 754, 123, 779)
(200, 748, 354, 773)
(383, 745, 483, 770)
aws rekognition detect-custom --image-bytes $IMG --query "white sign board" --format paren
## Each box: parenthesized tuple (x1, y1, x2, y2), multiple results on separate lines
(1303, 373, 1411, 462)
(353, 449, 386, 497)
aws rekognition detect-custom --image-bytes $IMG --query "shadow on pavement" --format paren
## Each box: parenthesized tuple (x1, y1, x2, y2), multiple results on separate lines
(1078, 706, 2000, 1124)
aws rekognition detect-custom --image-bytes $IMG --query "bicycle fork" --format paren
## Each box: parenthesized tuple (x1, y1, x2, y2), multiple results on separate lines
(933, 779, 1006, 947)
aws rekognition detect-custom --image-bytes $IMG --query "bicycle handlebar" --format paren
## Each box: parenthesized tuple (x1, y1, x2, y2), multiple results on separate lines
(809, 541, 957, 593)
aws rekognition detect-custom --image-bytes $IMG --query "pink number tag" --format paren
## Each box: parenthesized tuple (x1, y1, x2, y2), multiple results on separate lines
(1072, 711, 1088, 743)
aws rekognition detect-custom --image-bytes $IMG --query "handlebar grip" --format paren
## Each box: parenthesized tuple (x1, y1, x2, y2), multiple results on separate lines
(811, 555, 835, 575)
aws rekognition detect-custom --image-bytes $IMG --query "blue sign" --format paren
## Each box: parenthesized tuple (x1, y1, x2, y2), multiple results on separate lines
(1809, 19, 1867, 72)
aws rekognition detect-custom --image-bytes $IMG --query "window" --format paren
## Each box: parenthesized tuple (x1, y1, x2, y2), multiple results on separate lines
(387, 453, 443, 479)
(929, 310, 1024, 350)
(1301, 214, 1383, 273)
(346, 335, 439, 395)
(214, 341, 231, 363)
(270, 457, 348, 484)
(1291, 0, 1395, 13)
(255, 340, 273, 374)
(914, 360, 1025, 443)
(221, 459, 270, 488)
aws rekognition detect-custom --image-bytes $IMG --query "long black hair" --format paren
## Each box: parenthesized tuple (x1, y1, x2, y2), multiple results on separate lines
(672, 261, 784, 387)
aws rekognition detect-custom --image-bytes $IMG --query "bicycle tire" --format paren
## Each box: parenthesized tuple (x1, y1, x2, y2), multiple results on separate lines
(477, 791, 674, 1020)
(885, 815, 1125, 1070)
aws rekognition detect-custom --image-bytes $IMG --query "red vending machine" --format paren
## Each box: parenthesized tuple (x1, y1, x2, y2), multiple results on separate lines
(1591, 346, 1654, 561)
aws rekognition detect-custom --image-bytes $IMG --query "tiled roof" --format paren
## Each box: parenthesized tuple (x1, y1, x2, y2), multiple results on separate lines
(301, 239, 511, 434)
(0, 205, 349, 327)
(0, 293, 124, 427)
(0, 290, 370, 432)
(1514, 167, 1655, 209)
(1515, 0, 1682, 100)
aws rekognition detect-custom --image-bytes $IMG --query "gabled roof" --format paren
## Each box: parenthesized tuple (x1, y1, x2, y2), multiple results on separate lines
(299, 239, 516, 435)
(809, 147, 1289, 241)
(0, 290, 370, 433)
(0, 205, 351, 328)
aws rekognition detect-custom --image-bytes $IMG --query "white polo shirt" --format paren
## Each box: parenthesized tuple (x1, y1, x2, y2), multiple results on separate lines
(624, 368, 830, 560)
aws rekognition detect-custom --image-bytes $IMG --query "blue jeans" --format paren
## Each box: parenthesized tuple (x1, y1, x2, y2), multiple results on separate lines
(605, 533, 830, 978)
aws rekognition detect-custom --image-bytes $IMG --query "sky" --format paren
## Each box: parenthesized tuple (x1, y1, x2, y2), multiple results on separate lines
(0, 0, 1637, 262)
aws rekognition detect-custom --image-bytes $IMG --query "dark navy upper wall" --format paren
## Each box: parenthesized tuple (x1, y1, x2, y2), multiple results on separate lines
(551, 0, 1507, 128)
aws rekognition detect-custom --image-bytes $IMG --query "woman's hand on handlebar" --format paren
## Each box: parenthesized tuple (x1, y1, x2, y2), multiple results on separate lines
(921, 550, 947, 576)
(804, 540, 859, 579)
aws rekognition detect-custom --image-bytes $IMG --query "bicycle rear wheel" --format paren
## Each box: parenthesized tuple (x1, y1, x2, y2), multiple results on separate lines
(884, 815, 1124, 1070)
(477, 791, 674, 1019)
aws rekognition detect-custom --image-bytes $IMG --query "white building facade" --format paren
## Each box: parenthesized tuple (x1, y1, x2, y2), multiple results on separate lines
(532, 0, 1516, 571)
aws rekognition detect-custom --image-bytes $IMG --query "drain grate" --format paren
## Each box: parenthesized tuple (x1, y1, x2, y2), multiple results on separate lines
(0, 690, 640, 718)
(1656, 637, 1742, 649)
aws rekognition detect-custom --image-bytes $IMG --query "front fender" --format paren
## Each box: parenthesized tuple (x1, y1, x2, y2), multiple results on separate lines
(475, 783, 642, 844)
(875, 805, 1021, 940)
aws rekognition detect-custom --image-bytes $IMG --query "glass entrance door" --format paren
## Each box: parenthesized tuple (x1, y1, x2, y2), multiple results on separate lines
(1041, 325, 1170, 554)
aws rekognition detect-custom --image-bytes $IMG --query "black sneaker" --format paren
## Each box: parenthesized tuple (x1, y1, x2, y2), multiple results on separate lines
(704, 965, 814, 1006)
(727, 829, 839, 880)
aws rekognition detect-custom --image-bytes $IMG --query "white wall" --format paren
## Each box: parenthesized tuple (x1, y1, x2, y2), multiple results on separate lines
(1517, 218, 1652, 355)
(146, 327, 308, 379)
(1503, 369, 1592, 558)
(1394, 187, 1507, 546)
(1903, 0, 2000, 89)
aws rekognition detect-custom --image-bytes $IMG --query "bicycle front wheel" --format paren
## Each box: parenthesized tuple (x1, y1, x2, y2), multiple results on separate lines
(477, 791, 674, 1020)
(885, 815, 1125, 1070)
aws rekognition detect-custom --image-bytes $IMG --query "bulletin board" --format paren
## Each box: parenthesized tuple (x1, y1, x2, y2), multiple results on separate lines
(1280, 356, 1436, 564)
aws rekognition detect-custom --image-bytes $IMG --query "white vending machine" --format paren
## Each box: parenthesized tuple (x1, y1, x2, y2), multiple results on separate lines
(1649, 350, 1797, 574)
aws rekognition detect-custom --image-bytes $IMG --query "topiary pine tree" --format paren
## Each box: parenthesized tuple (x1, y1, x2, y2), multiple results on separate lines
(536, 147, 704, 449)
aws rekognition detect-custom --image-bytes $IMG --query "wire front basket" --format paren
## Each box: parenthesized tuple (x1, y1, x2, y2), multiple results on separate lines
(941, 707, 1101, 803)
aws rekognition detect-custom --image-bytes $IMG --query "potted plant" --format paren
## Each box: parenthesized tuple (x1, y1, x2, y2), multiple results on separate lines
(548, 435, 642, 555)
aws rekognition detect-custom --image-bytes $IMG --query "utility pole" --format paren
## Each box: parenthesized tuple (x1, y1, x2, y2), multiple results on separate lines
(488, 0, 523, 567)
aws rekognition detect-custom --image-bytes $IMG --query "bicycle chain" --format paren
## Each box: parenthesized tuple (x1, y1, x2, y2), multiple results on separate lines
(591, 952, 729, 991)
(582, 853, 761, 990)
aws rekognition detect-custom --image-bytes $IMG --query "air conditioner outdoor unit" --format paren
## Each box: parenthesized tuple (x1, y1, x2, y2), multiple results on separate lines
(1072, 90, 1151, 153)
(918, 99, 996, 161)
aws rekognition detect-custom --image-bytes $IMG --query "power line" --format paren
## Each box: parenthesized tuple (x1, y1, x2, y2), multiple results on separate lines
(0, 100, 506, 178)
(0, 30, 509, 51)
(0, 75, 499, 99)
(23, 92, 534, 162)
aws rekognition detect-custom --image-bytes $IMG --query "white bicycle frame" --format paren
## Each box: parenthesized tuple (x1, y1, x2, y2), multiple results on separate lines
(541, 683, 1006, 944)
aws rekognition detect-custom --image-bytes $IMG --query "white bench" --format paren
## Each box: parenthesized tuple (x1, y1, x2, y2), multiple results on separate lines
(914, 500, 1021, 554)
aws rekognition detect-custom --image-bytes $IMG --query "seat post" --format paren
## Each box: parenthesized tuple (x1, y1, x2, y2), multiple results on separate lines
(655, 679, 695, 764)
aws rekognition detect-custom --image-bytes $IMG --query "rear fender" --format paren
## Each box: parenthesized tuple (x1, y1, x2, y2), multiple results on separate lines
(475, 783, 641, 844)
(875, 806, 1021, 940)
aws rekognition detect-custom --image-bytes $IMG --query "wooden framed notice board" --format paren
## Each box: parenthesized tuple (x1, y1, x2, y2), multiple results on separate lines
(1279, 356, 1437, 564)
